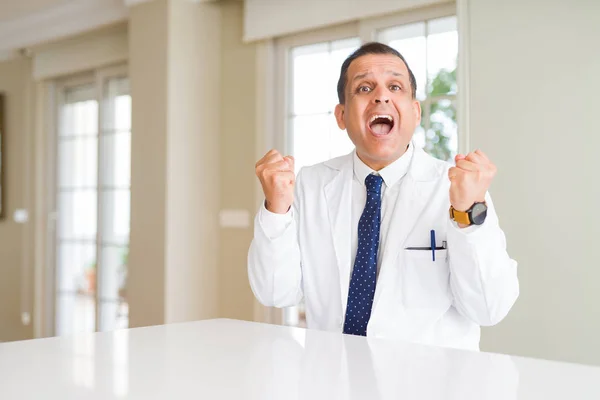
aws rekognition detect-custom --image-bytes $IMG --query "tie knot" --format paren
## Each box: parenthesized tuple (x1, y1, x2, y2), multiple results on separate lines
(365, 174, 383, 194)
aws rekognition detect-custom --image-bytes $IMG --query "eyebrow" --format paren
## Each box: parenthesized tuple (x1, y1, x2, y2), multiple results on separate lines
(353, 71, 404, 81)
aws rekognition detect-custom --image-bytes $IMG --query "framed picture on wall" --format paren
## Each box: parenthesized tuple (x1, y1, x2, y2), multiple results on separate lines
(0, 93, 4, 219)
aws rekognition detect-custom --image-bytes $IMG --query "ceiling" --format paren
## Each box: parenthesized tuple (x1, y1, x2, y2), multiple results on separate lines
(0, 0, 73, 23)
(0, 0, 222, 58)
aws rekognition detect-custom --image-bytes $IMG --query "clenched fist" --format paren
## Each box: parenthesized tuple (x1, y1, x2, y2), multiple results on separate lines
(448, 149, 497, 214)
(255, 149, 295, 214)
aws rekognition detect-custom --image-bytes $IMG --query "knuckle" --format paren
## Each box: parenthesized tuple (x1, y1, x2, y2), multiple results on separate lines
(262, 169, 274, 180)
(273, 173, 287, 184)
(476, 171, 483, 182)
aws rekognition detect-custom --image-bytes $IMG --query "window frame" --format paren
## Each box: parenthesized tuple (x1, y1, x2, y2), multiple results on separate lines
(275, 3, 459, 160)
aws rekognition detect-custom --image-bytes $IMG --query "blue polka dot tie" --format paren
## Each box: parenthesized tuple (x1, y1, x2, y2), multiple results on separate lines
(343, 173, 383, 336)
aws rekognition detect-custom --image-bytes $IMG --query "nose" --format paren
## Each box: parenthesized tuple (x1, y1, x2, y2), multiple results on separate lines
(373, 85, 390, 104)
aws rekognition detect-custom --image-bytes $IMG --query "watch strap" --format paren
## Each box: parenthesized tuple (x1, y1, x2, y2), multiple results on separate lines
(449, 206, 471, 225)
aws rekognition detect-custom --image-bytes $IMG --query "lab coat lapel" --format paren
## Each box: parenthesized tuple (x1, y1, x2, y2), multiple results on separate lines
(373, 147, 441, 310)
(323, 154, 354, 313)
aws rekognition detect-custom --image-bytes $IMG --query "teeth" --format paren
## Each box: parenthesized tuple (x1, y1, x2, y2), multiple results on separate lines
(369, 114, 393, 123)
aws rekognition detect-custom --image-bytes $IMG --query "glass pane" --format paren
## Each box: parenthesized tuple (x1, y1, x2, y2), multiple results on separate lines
(291, 42, 330, 115)
(328, 37, 361, 106)
(99, 245, 128, 301)
(62, 84, 97, 137)
(56, 293, 95, 335)
(95, 76, 131, 333)
(100, 300, 129, 332)
(292, 114, 332, 172)
(291, 38, 360, 116)
(98, 246, 129, 332)
(327, 114, 355, 159)
(412, 120, 427, 151)
(379, 22, 427, 100)
(427, 16, 458, 96)
(57, 242, 96, 294)
(292, 114, 354, 174)
(425, 99, 457, 161)
(58, 137, 98, 188)
(103, 77, 131, 131)
(101, 190, 130, 245)
(57, 243, 96, 293)
(58, 190, 97, 240)
(101, 132, 131, 187)
(290, 36, 358, 179)
(57, 243, 96, 294)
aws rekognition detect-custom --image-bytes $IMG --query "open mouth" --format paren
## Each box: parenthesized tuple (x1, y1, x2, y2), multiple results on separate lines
(368, 114, 395, 135)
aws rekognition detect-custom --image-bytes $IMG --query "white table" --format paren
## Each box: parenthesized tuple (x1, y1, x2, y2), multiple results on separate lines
(0, 319, 599, 399)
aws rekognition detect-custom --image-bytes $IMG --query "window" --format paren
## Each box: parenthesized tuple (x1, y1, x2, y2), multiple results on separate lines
(54, 67, 131, 335)
(275, 7, 457, 327)
(288, 38, 359, 173)
(379, 16, 458, 161)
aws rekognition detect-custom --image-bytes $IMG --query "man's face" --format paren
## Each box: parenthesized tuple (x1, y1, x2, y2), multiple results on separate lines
(334, 54, 421, 170)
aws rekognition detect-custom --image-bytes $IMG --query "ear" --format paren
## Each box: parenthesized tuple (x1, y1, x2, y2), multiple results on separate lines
(413, 100, 422, 126)
(334, 104, 346, 130)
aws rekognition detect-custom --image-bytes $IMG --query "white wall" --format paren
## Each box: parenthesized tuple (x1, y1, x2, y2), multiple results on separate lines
(32, 23, 128, 80)
(0, 56, 35, 342)
(468, 0, 600, 366)
(218, 0, 258, 321)
(165, 0, 221, 323)
(128, 0, 221, 328)
(128, 0, 169, 328)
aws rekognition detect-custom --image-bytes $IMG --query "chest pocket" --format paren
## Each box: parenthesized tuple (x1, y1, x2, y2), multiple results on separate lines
(401, 249, 451, 309)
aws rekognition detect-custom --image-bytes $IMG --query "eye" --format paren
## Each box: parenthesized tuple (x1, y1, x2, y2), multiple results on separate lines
(357, 85, 372, 93)
(390, 84, 401, 91)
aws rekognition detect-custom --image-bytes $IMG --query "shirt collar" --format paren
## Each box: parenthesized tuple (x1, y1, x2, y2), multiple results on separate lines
(353, 144, 414, 188)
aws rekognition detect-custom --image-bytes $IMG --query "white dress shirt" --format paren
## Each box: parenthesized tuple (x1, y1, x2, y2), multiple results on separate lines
(350, 144, 413, 277)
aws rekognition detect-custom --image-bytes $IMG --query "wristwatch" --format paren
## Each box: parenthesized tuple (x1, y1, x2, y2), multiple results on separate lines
(449, 202, 488, 226)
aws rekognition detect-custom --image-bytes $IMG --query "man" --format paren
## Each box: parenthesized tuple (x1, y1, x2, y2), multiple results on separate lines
(248, 42, 519, 350)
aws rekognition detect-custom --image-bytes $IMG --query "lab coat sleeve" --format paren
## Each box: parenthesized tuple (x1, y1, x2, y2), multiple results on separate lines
(447, 192, 519, 326)
(247, 170, 304, 308)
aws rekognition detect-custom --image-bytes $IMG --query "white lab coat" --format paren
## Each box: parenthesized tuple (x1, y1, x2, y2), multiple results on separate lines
(248, 146, 519, 350)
